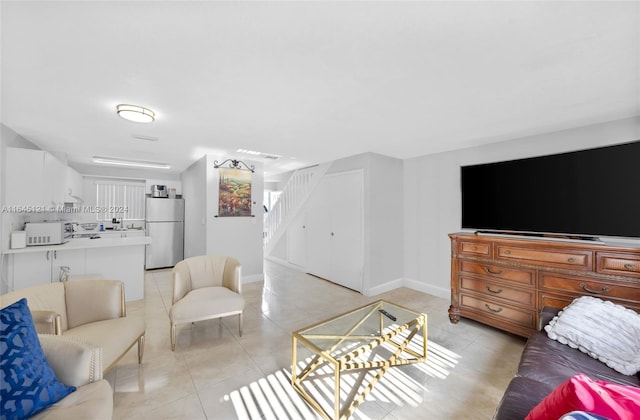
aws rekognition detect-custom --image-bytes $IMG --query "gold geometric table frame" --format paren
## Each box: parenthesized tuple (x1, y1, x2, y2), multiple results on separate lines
(291, 300, 427, 420)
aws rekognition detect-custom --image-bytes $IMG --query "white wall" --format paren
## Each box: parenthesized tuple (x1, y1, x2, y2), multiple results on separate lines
(363, 154, 404, 293)
(205, 155, 264, 282)
(182, 155, 264, 281)
(403, 116, 640, 299)
(181, 156, 207, 259)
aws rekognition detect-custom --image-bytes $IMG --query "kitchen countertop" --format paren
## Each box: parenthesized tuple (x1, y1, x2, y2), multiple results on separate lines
(2, 236, 152, 254)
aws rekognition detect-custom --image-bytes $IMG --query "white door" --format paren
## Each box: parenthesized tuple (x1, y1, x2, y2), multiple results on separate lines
(306, 178, 333, 280)
(328, 171, 363, 292)
(287, 211, 307, 268)
(306, 171, 363, 292)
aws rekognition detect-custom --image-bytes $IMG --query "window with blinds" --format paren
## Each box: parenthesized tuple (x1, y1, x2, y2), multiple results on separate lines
(95, 181, 146, 221)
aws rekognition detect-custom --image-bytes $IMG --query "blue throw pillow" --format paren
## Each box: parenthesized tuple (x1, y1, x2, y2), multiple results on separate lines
(1, 298, 76, 420)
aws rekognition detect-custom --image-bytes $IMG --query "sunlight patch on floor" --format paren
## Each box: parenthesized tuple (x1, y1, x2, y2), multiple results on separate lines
(224, 337, 461, 419)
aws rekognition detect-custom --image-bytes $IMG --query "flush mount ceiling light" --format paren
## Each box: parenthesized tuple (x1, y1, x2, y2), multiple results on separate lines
(116, 104, 155, 123)
(92, 156, 170, 169)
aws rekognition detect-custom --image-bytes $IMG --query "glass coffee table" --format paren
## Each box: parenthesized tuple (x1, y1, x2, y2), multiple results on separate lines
(291, 300, 427, 420)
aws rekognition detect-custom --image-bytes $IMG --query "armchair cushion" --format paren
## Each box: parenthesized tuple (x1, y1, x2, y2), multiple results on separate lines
(64, 315, 145, 371)
(0, 299, 75, 419)
(170, 287, 244, 323)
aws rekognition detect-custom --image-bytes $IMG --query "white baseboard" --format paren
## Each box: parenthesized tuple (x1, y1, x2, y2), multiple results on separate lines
(266, 257, 451, 300)
(363, 278, 404, 297)
(364, 277, 450, 300)
(403, 278, 450, 300)
(242, 273, 264, 284)
(265, 256, 308, 273)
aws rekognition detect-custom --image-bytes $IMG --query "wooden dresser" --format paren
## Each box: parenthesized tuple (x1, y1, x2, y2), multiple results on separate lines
(449, 232, 640, 337)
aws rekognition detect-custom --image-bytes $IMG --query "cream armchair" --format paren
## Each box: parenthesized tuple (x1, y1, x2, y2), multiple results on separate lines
(170, 255, 245, 351)
(1, 279, 145, 372)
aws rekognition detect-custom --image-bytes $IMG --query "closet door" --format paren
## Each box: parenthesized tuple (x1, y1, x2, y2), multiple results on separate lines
(287, 211, 307, 268)
(328, 171, 363, 292)
(306, 171, 363, 292)
(306, 178, 332, 280)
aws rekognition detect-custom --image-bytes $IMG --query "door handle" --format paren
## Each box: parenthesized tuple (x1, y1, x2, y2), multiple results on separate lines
(46, 251, 50, 261)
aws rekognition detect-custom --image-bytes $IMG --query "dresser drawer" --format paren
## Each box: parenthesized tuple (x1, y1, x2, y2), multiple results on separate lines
(539, 292, 640, 314)
(597, 252, 640, 279)
(460, 276, 536, 308)
(496, 244, 592, 270)
(459, 294, 535, 328)
(539, 273, 640, 302)
(458, 240, 491, 257)
(459, 261, 535, 286)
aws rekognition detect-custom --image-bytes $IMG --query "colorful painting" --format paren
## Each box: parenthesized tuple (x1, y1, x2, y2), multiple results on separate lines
(218, 168, 252, 217)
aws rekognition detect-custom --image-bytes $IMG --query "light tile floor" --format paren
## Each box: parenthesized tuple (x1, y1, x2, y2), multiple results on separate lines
(107, 260, 525, 419)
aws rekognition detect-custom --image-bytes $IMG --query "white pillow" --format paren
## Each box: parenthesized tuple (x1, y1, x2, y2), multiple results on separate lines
(544, 296, 640, 376)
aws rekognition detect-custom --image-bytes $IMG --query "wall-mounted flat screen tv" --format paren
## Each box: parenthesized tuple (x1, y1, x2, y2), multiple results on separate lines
(461, 140, 640, 239)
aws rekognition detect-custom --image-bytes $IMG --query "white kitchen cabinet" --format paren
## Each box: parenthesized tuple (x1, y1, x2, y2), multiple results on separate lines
(65, 166, 83, 203)
(5, 147, 74, 207)
(5, 237, 149, 301)
(10, 248, 86, 289)
(44, 152, 67, 205)
(85, 245, 145, 301)
(305, 171, 363, 292)
(5, 148, 46, 207)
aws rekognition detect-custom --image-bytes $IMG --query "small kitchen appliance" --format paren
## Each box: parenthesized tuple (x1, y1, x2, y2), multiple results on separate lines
(25, 221, 73, 246)
(151, 185, 168, 198)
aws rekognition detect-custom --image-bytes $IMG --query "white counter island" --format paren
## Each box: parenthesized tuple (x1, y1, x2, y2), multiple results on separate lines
(2, 236, 151, 301)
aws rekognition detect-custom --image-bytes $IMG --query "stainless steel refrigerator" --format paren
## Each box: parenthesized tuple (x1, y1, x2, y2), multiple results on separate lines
(145, 197, 184, 269)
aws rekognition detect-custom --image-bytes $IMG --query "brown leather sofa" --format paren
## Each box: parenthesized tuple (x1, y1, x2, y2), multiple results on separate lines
(493, 307, 640, 419)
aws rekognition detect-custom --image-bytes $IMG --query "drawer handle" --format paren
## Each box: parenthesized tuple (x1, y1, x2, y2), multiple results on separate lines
(580, 282, 610, 295)
(504, 250, 511, 255)
(485, 286, 503, 294)
(485, 304, 503, 313)
(567, 257, 576, 263)
(624, 263, 634, 270)
(484, 267, 503, 275)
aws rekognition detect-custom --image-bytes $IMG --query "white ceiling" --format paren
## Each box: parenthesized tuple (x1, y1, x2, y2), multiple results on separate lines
(2, 1, 639, 179)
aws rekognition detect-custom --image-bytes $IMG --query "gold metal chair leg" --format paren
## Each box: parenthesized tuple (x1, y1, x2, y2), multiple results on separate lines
(137, 335, 145, 363)
(171, 324, 176, 351)
(239, 313, 243, 337)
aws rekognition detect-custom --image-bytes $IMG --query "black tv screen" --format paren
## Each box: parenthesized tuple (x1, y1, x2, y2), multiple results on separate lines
(461, 141, 640, 239)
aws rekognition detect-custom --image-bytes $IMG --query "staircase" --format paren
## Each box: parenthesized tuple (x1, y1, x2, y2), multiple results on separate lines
(264, 162, 331, 255)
